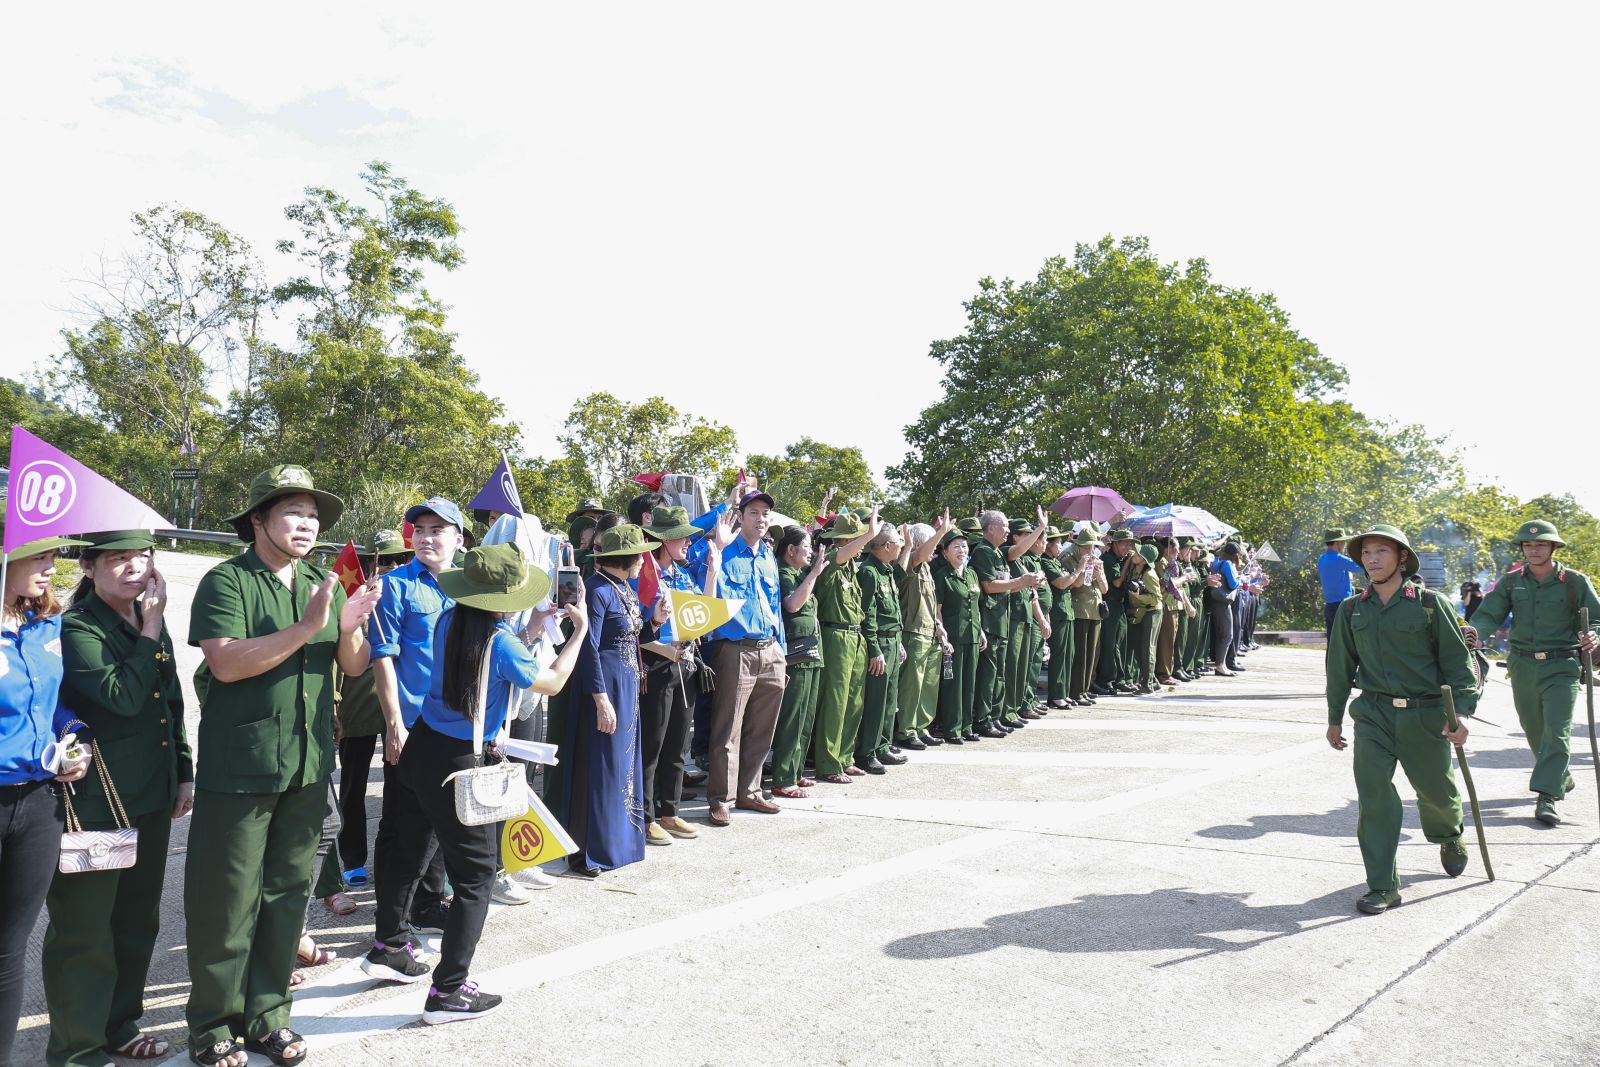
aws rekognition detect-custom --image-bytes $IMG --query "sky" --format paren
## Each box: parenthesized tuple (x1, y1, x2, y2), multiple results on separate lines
(2, 3, 1596, 509)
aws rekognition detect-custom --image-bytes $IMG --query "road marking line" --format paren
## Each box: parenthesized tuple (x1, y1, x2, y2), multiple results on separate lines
(909, 750, 1223, 768)
(1024, 718, 1315, 735)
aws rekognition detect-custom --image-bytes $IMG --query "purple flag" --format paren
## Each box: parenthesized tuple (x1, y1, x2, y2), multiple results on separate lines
(467, 452, 523, 518)
(4, 426, 172, 553)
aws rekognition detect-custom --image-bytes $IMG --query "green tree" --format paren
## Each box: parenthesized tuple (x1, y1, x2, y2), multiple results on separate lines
(745, 436, 876, 522)
(557, 393, 739, 513)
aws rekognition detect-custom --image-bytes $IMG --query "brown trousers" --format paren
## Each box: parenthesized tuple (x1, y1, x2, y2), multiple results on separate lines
(1155, 608, 1182, 680)
(709, 641, 788, 806)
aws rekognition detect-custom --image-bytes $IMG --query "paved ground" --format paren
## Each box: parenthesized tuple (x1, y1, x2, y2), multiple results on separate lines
(15, 550, 1600, 1065)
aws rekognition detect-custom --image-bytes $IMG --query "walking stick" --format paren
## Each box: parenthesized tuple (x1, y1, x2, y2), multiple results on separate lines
(1581, 608, 1600, 827)
(1441, 684, 1493, 881)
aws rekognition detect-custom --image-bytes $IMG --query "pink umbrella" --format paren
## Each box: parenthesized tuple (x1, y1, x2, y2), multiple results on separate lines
(1050, 486, 1133, 522)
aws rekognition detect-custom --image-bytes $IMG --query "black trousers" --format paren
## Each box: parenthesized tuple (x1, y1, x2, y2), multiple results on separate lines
(1211, 596, 1237, 668)
(372, 721, 497, 993)
(0, 780, 64, 1067)
(373, 753, 447, 938)
(1324, 601, 1341, 634)
(336, 733, 379, 871)
(642, 660, 695, 820)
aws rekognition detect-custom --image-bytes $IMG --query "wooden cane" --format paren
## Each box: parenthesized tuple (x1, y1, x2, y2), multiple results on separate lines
(1441, 685, 1493, 881)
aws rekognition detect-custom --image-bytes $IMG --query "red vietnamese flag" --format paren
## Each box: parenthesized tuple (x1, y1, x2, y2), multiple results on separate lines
(401, 520, 415, 549)
(631, 472, 665, 491)
(333, 540, 367, 596)
(638, 546, 660, 610)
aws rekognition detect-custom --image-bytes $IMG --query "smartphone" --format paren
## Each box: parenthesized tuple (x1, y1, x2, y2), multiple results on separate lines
(556, 565, 582, 607)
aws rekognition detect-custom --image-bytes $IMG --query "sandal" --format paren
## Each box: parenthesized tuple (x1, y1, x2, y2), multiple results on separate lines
(296, 933, 335, 968)
(323, 891, 357, 916)
(771, 785, 811, 798)
(289, 969, 308, 988)
(342, 866, 370, 888)
(797, 776, 817, 787)
(111, 1033, 171, 1059)
(819, 773, 852, 784)
(189, 1038, 246, 1067)
(245, 1027, 308, 1067)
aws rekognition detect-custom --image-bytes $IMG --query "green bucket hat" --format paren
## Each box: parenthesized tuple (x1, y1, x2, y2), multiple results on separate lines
(1105, 529, 1135, 544)
(372, 528, 410, 557)
(228, 464, 344, 542)
(643, 505, 698, 541)
(957, 516, 983, 539)
(1137, 544, 1159, 565)
(3, 535, 91, 562)
(436, 543, 551, 611)
(1046, 527, 1069, 541)
(1514, 519, 1565, 547)
(1345, 524, 1419, 578)
(80, 530, 158, 552)
(1072, 528, 1103, 547)
(565, 498, 604, 524)
(592, 523, 660, 558)
(1322, 528, 1349, 544)
(822, 513, 867, 540)
(1008, 517, 1035, 537)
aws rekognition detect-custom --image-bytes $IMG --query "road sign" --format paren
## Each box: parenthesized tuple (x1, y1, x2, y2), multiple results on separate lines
(171, 468, 199, 481)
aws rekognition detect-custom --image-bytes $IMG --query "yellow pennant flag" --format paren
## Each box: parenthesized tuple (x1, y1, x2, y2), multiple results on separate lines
(666, 587, 744, 642)
(501, 789, 578, 873)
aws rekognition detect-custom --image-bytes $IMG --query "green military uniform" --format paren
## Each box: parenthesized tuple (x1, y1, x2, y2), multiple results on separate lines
(897, 555, 940, 744)
(813, 516, 868, 776)
(1125, 544, 1164, 692)
(1069, 532, 1104, 702)
(185, 466, 350, 1055)
(773, 562, 823, 789)
(45, 534, 193, 1067)
(857, 552, 903, 763)
(1327, 525, 1479, 911)
(1094, 533, 1134, 693)
(933, 531, 982, 739)
(1189, 549, 1215, 674)
(1467, 519, 1600, 822)
(1040, 533, 1077, 705)
(1004, 523, 1042, 723)
(970, 533, 1012, 732)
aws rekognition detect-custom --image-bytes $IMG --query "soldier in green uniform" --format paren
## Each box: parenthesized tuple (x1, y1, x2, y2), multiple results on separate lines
(1040, 529, 1079, 708)
(856, 523, 905, 772)
(771, 526, 829, 798)
(1024, 530, 1056, 715)
(812, 511, 878, 782)
(971, 511, 1043, 737)
(1124, 544, 1164, 693)
(1174, 539, 1204, 680)
(933, 527, 983, 743)
(895, 520, 946, 751)
(1004, 516, 1049, 724)
(1069, 530, 1106, 705)
(1326, 525, 1479, 914)
(45, 531, 192, 1066)
(184, 466, 382, 1067)
(1464, 519, 1600, 825)
(1093, 531, 1137, 695)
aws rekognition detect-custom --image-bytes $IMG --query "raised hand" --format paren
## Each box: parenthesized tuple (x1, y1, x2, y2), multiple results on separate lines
(712, 508, 738, 550)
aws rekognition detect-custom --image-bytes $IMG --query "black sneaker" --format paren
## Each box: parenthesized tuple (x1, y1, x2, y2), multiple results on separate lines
(409, 899, 452, 935)
(361, 941, 430, 984)
(422, 980, 503, 1025)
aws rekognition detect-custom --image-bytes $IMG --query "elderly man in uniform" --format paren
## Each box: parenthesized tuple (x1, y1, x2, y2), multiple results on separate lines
(971, 511, 1044, 737)
(1465, 519, 1600, 826)
(1093, 530, 1138, 696)
(1326, 524, 1479, 914)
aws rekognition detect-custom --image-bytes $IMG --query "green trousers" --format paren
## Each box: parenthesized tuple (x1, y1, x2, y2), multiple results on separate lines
(1509, 657, 1581, 798)
(1071, 619, 1100, 700)
(1095, 603, 1127, 689)
(939, 642, 978, 737)
(1046, 614, 1074, 701)
(897, 632, 940, 740)
(1004, 617, 1037, 720)
(184, 781, 325, 1050)
(1350, 695, 1462, 893)
(1029, 622, 1047, 702)
(43, 808, 173, 1067)
(815, 629, 867, 775)
(859, 653, 901, 761)
(1126, 614, 1152, 689)
(976, 630, 1007, 727)
(773, 662, 822, 788)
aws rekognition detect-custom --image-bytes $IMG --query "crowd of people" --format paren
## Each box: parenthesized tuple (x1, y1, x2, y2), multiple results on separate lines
(0, 465, 1274, 1067)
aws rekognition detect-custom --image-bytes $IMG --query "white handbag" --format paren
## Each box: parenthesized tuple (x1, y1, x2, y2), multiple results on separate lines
(59, 741, 139, 874)
(443, 632, 526, 827)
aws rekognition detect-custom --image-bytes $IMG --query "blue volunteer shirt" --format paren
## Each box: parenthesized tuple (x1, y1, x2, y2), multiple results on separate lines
(1, 613, 74, 784)
(648, 559, 704, 643)
(368, 558, 452, 727)
(697, 534, 785, 648)
(1317, 549, 1366, 604)
(418, 612, 541, 740)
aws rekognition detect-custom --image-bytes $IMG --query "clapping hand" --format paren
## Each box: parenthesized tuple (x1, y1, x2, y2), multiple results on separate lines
(340, 579, 383, 634)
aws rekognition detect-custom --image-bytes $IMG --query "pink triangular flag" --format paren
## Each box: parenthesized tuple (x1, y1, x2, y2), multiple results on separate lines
(4, 426, 172, 553)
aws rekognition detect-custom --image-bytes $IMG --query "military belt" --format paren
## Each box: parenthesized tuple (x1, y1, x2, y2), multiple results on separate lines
(1363, 691, 1442, 708)
(1510, 646, 1581, 661)
(822, 622, 861, 632)
(730, 637, 775, 648)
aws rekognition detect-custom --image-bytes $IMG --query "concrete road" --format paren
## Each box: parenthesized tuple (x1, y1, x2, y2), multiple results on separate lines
(14, 550, 1599, 1066)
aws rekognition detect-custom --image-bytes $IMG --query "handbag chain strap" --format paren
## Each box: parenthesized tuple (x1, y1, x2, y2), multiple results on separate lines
(61, 740, 132, 833)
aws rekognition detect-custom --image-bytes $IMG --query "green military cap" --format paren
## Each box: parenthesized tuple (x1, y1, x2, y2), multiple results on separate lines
(1046, 526, 1069, 541)
(436, 543, 552, 611)
(1176, 536, 1195, 547)
(1105, 529, 1135, 543)
(957, 516, 982, 533)
(228, 464, 344, 542)
(938, 526, 967, 549)
(565, 498, 605, 524)
(1514, 519, 1565, 547)
(643, 505, 698, 540)
(822, 513, 867, 540)
(1137, 544, 1159, 565)
(1345, 524, 1418, 578)
(3, 535, 91, 562)
(852, 507, 871, 522)
(1072, 528, 1103, 547)
(79, 530, 158, 552)
(568, 514, 599, 542)
(592, 523, 660, 558)
(372, 528, 410, 557)
(1322, 527, 1349, 544)
(1008, 517, 1035, 536)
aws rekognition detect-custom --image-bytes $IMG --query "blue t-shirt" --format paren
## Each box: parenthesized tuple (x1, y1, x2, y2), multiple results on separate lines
(1211, 559, 1239, 591)
(418, 612, 540, 741)
(1, 613, 73, 784)
(1317, 549, 1365, 603)
(368, 558, 452, 727)
(695, 535, 784, 648)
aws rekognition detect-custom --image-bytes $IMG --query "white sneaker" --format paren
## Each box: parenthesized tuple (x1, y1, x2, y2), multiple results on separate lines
(492, 871, 534, 905)
(510, 866, 555, 891)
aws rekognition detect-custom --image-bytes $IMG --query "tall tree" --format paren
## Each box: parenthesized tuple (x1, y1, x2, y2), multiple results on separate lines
(745, 436, 876, 522)
(557, 392, 739, 512)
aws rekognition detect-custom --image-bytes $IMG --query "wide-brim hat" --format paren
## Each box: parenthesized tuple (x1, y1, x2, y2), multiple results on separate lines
(1046, 527, 1069, 541)
(1072, 529, 1103, 547)
(79, 530, 158, 552)
(643, 505, 699, 541)
(436, 543, 552, 611)
(228, 465, 344, 542)
(3, 535, 91, 562)
(565, 498, 604, 524)
(1514, 519, 1565, 547)
(1322, 528, 1349, 543)
(372, 529, 410, 557)
(822, 513, 867, 540)
(1137, 544, 1160, 565)
(1345, 524, 1419, 578)
(1105, 529, 1135, 543)
(592, 523, 659, 558)
(1007, 517, 1035, 537)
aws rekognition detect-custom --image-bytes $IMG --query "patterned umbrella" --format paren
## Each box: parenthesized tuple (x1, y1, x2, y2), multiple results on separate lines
(1124, 503, 1237, 539)
(1050, 486, 1133, 523)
